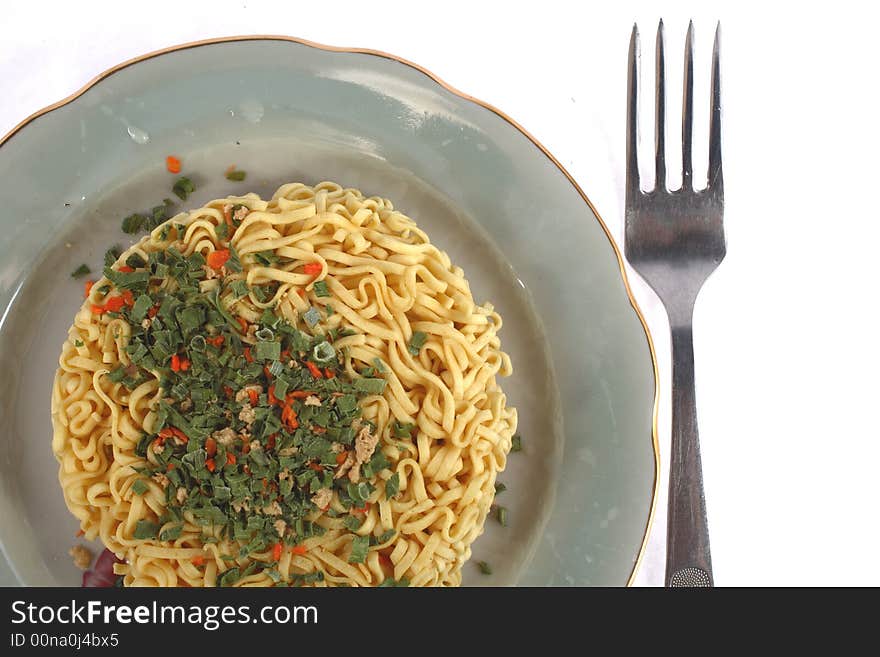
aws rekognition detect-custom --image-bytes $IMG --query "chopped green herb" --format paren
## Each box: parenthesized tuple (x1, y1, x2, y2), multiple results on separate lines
(348, 535, 370, 563)
(353, 377, 386, 395)
(324, 305, 334, 316)
(335, 394, 357, 414)
(385, 472, 399, 499)
(511, 434, 522, 452)
(159, 524, 184, 541)
(133, 520, 159, 539)
(121, 213, 147, 234)
(303, 307, 320, 328)
(378, 576, 410, 587)
(375, 529, 396, 544)
(125, 253, 147, 269)
(106, 365, 127, 383)
(225, 246, 242, 273)
(225, 169, 247, 182)
(148, 203, 170, 229)
(477, 561, 492, 575)
(313, 280, 330, 297)
(215, 222, 229, 240)
(392, 421, 414, 438)
(495, 506, 508, 527)
(131, 479, 149, 495)
(254, 250, 277, 266)
(254, 341, 281, 361)
(70, 264, 91, 279)
(218, 567, 241, 587)
(172, 176, 195, 201)
(130, 294, 153, 322)
(255, 327, 274, 342)
(103, 267, 149, 291)
(342, 515, 363, 531)
(408, 331, 428, 355)
(229, 279, 249, 299)
(311, 341, 336, 366)
(73, 339, 84, 347)
(104, 246, 122, 267)
(372, 358, 386, 373)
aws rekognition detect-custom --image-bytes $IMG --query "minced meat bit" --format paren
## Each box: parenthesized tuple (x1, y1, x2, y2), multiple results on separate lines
(262, 501, 282, 516)
(233, 205, 250, 222)
(212, 427, 237, 446)
(235, 385, 262, 403)
(69, 544, 93, 570)
(238, 402, 256, 425)
(310, 488, 333, 510)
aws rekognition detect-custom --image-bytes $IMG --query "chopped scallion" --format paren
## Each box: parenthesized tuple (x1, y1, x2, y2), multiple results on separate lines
(253, 250, 277, 266)
(229, 279, 249, 299)
(104, 246, 122, 267)
(130, 294, 153, 322)
(225, 246, 242, 273)
(172, 176, 195, 201)
(70, 264, 91, 279)
(392, 421, 414, 438)
(253, 341, 281, 361)
(255, 327, 274, 342)
(313, 280, 330, 297)
(133, 520, 159, 539)
(311, 341, 336, 366)
(353, 377, 386, 394)
(408, 331, 428, 355)
(121, 213, 147, 234)
(348, 535, 370, 563)
(303, 307, 320, 328)
(511, 434, 522, 452)
(159, 524, 184, 541)
(385, 472, 399, 499)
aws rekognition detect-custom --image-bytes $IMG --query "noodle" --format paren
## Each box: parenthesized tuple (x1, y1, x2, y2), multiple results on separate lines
(51, 181, 517, 586)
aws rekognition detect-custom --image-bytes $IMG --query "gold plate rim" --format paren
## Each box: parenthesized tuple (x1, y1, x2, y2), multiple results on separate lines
(0, 34, 661, 587)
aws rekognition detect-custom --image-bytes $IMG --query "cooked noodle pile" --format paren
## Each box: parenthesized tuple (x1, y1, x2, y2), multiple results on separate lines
(52, 181, 516, 586)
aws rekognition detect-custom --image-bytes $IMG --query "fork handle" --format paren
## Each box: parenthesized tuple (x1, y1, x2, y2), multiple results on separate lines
(666, 323, 714, 587)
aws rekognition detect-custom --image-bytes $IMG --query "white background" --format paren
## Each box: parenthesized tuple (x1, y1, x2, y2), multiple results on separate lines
(3, 0, 879, 586)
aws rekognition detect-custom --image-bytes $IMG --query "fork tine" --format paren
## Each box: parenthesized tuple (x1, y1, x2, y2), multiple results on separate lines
(654, 20, 666, 192)
(626, 24, 640, 199)
(708, 22, 723, 191)
(681, 21, 694, 190)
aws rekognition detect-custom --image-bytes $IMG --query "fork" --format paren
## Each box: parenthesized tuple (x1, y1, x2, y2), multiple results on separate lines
(624, 20, 725, 587)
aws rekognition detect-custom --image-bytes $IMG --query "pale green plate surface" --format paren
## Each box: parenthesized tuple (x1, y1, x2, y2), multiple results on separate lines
(0, 38, 656, 586)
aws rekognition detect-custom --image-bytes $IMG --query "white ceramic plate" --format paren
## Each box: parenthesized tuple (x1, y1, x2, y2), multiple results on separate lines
(0, 37, 658, 586)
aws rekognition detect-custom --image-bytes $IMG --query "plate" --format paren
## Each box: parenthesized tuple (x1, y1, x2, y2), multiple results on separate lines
(0, 36, 658, 586)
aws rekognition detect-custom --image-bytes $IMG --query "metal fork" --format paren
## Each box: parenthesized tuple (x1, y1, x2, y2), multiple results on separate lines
(624, 20, 725, 587)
